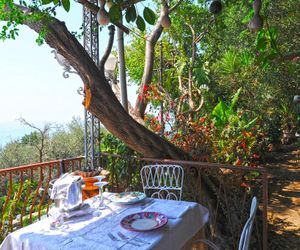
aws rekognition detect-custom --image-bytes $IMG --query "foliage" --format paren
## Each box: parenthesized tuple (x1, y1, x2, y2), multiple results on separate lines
(167, 89, 267, 166)
(100, 132, 136, 187)
(123, 0, 300, 162)
(1, 0, 299, 167)
(0, 179, 47, 241)
(0, 117, 84, 168)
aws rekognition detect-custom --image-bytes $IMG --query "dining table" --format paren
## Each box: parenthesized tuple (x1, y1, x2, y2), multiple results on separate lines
(0, 192, 209, 250)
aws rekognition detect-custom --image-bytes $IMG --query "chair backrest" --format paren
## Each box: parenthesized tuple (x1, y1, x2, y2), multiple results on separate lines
(238, 196, 258, 250)
(140, 164, 184, 200)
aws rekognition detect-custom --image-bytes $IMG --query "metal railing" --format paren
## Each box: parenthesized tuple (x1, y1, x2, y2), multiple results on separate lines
(0, 154, 267, 249)
(0, 157, 83, 241)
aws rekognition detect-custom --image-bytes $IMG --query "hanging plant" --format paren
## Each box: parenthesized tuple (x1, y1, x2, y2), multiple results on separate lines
(209, 0, 222, 14)
(160, 2, 171, 28)
(249, 0, 263, 32)
(97, 0, 110, 25)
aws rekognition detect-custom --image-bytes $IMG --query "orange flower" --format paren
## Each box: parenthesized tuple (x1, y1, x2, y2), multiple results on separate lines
(173, 133, 181, 140)
(241, 131, 251, 137)
(235, 159, 242, 166)
(241, 182, 250, 188)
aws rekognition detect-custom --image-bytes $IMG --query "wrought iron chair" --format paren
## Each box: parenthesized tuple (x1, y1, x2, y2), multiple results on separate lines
(194, 196, 258, 250)
(140, 164, 184, 200)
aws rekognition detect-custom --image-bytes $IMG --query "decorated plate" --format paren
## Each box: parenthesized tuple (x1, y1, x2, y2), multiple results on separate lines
(120, 212, 168, 232)
(110, 192, 146, 205)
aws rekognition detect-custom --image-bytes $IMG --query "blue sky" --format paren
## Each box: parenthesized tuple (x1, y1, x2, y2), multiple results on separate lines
(0, 3, 137, 145)
(0, 5, 84, 123)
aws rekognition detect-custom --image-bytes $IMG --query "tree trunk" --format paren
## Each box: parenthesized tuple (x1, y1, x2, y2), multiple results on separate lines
(134, 22, 163, 119)
(24, 16, 186, 160)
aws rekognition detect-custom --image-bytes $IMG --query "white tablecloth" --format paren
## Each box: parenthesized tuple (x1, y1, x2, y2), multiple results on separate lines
(0, 193, 209, 250)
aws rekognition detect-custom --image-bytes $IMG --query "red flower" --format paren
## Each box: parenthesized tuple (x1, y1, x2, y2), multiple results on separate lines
(292, 56, 299, 62)
(143, 84, 149, 92)
(165, 113, 170, 122)
(240, 141, 247, 149)
(252, 153, 260, 159)
(199, 117, 205, 123)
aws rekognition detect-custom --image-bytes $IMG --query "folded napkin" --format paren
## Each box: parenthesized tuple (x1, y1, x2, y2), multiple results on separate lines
(49, 204, 96, 220)
(143, 200, 191, 219)
(64, 204, 96, 219)
(50, 173, 81, 200)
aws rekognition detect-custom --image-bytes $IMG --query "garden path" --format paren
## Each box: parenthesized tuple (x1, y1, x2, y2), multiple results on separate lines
(265, 145, 300, 250)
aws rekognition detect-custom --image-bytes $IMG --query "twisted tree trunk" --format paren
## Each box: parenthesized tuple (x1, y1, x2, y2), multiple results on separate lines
(2, 6, 231, 248)
(20, 13, 186, 160)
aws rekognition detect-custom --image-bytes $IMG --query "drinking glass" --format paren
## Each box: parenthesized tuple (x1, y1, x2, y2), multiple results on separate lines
(94, 181, 108, 209)
(49, 207, 68, 231)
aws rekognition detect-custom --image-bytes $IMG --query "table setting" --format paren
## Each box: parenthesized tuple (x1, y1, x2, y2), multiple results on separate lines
(0, 173, 209, 250)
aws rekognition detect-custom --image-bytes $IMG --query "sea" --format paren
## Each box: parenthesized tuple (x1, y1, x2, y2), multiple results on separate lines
(0, 122, 34, 147)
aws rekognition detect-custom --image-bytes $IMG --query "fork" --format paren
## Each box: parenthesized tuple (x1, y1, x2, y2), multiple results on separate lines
(108, 233, 141, 247)
(117, 232, 150, 245)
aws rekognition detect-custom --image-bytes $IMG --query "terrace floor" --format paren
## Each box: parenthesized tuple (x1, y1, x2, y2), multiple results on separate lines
(266, 145, 300, 250)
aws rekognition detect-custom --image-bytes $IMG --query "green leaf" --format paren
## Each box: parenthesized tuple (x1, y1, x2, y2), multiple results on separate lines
(256, 36, 268, 52)
(243, 117, 257, 129)
(53, 0, 59, 5)
(125, 5, 136, 23)
(242, 9, 254, 24)
(230, 87, 242, 110)
(62, 0, 70, 12)
(212, 101, 228, 126)
(143, 7, 156, 25)
(41, 0, 53, 4)
(136, 15, 145, 31)
(109, 4, 122, 23)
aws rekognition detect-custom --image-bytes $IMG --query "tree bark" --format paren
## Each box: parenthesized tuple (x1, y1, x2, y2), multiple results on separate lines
(19, 14, 187, 160)
(134, 1, 184, 119)
(1, 8, 236, 248)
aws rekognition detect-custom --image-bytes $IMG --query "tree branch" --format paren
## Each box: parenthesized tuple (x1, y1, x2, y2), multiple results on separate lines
(133, 0, 185, 119)
(78, 0, 98, 12)
(77, 0, 130, 33)
(2, 4, 187, 159)
(99, 25, 115, 73)
(169, 0, 184, 13)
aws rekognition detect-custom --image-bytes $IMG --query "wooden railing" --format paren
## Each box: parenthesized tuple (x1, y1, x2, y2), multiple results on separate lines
(0, 157, 83, 241)
(0, 154, 268, 249)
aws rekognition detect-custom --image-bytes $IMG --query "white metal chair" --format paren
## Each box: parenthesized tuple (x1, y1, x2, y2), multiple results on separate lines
(140, 164, 184, 200)
(194, 196, 258, 250)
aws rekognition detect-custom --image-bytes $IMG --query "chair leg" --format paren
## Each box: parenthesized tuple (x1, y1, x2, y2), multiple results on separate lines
(181, 228, 208, 250)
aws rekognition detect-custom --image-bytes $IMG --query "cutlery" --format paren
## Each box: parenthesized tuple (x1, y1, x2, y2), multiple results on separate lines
(117, 232, 150, 245)
(140, 200, 155, 210)
(108, 233, 141, 247)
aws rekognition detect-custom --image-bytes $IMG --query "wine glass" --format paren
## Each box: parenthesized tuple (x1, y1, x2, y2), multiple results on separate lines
(48, 207, 69, 231)
(94, 181, 108, 210)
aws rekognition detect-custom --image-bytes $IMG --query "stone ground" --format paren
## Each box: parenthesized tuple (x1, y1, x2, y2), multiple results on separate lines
(265, 145, 300, 250)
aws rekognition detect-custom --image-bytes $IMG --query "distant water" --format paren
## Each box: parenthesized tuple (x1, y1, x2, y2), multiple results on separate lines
(0, 122, 34, 147)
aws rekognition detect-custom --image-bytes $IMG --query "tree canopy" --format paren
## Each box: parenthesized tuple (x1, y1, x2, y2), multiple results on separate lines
(0, 0, 299, 162)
